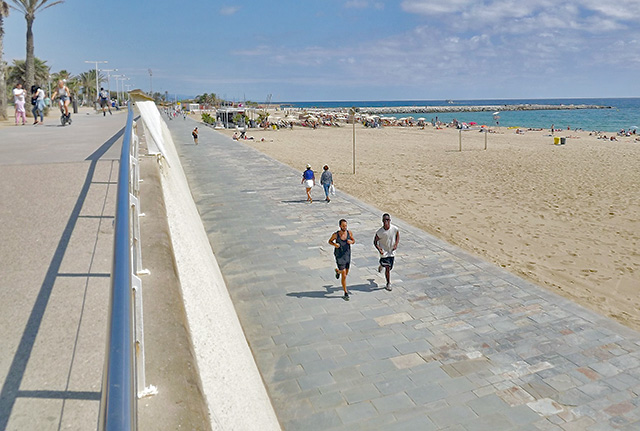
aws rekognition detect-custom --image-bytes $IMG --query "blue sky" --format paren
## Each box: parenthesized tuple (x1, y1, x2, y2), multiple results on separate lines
(3, 0, 639, 102)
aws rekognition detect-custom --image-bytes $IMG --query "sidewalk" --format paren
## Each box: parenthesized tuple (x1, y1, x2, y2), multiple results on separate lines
(0, 110, 209, 430)
(166, 117, 640, 431)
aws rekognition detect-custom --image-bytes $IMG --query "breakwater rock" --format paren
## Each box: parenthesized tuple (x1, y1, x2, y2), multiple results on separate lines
(356, 104, 611, 115)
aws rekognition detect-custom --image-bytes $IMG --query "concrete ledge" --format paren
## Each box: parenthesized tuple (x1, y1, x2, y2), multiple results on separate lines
(132, 98, 281, 431)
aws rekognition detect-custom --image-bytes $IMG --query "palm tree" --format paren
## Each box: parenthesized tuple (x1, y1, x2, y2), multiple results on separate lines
(0, 1, 9, 120)
(9, 0, 64, 96)
(50, 69, 72, 83)
(6, 57, 50, 88)
(77, 69, 103, 105)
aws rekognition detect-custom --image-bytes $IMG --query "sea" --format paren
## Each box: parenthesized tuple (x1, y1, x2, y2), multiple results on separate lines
(283, 98, 640, 133)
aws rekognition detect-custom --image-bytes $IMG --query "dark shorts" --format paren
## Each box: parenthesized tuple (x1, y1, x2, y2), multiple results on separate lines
(100, 99, 109, 107)
(379, 256, 394, 270)
(336, 261, 350, 271)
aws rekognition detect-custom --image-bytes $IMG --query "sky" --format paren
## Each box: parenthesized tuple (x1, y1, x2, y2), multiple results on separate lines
(2, 0, 639, 102)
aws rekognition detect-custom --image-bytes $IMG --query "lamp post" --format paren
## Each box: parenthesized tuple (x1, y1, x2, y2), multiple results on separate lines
(112, 75, 122, 105)
(351, 107, 357, 174)
(85, 60, 107, 109)
(148, 69, 152, 96)
(101, 68, 117, 100)
(123, 78, 131, 98)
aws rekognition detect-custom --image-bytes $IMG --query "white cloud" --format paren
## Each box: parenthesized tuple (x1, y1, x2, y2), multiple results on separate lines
(401, 0, 474, 15)
(220, 6, 240, 16)
(345, 0, 384, 9)
(231, 0, 640, 97)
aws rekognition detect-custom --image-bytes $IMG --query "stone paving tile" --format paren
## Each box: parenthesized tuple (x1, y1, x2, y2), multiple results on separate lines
(168, 121, 640, 430)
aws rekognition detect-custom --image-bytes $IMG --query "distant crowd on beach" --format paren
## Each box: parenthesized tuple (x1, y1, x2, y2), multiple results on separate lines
(589, 129, 639, 141)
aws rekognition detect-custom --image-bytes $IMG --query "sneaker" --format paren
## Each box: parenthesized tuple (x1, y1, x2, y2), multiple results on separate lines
(335, 269, 340, 279)
(343, 292, 350, 301)
(385, 283, 392, 291)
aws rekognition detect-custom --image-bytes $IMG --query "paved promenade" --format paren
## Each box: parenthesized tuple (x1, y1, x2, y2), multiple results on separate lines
(0, 110, 209, 430)
(166, 117, 640, 431)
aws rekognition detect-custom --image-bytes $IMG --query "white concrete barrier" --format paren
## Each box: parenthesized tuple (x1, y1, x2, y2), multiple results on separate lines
(131, 94, 281, 431)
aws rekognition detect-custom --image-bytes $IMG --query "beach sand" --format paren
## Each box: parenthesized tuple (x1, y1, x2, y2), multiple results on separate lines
(217, 123, 640, 330)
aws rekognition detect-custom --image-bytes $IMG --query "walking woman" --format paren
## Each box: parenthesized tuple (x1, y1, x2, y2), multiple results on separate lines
(320, 165, 333, 202)
(301, 164, 315, 202)
(328, 219, 355, 300)
(31, 85, 45, 125)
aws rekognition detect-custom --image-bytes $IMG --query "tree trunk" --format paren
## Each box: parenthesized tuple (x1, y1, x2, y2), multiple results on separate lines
(25, 15, 35, 96)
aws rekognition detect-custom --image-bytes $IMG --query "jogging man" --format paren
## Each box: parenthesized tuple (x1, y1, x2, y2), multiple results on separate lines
(374, 213, 400, 291)
(329, 219, 355, 300)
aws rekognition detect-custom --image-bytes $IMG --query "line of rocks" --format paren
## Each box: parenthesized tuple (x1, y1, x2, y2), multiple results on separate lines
(355, 104, 611, 115)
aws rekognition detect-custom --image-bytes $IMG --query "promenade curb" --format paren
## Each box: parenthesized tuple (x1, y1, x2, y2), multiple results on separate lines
(133, 99, 281, 431)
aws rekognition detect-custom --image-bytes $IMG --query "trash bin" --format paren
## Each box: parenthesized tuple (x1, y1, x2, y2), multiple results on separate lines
(560, 137, 566, 145)
(554, 137, 560, 145)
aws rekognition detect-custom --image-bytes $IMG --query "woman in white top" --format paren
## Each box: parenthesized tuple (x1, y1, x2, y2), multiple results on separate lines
(51, 80, 71, 117)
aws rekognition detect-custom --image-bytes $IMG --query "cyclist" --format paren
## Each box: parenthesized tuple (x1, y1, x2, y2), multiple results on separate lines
(51, 80, 71, 118)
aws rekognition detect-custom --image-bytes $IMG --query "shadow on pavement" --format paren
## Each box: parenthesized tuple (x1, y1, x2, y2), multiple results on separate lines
(287, 279, 382, 299)
(0, 125, 126, 430)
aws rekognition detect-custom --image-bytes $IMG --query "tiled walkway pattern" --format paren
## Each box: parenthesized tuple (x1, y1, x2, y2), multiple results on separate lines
(167, 118, 640, 431)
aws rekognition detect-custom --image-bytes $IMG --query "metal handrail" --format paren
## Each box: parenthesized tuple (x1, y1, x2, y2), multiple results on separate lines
(99, 107, 136, 431)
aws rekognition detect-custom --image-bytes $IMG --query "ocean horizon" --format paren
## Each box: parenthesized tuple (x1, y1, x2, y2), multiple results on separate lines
(280, 97, 640, 133)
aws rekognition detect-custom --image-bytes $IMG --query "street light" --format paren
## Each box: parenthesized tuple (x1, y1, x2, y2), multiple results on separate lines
(148, 69, 152, 95)
(112, 75, 121, 104)
(122, 78, 131, 101)
(85, 60, 107, 109)
(101, 68, 117, 99)
(350, 107, 357, 174)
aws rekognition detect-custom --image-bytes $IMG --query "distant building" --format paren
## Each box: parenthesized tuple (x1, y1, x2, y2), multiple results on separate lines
(216, 107, 258, 128)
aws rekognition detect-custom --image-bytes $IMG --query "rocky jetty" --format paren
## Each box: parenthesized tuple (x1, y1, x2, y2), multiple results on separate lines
(357, 104, 611, 115)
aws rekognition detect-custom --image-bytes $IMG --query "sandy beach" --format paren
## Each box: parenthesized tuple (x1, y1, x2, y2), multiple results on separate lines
(216, 122, 640, 330)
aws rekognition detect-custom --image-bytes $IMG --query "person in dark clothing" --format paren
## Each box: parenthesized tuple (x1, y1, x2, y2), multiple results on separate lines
(192, 127, 199, 145)
(328, 219, 355, 300)
(320, 165, 333, 202)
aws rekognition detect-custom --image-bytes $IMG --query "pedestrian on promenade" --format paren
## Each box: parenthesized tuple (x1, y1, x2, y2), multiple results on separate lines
(301, 164, 315, 203)
(320, 165, 333, 202)
(374, 213, 400, 291)
(329, 219, 355, 300)
(98, 87, 112, 116)
(192, 127, 199, 145)
(13, 83, 27, 126)
(30, 85, 45, 125)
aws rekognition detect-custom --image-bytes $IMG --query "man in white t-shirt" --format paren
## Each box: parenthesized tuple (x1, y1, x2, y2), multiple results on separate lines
(374, 213, 400, 291)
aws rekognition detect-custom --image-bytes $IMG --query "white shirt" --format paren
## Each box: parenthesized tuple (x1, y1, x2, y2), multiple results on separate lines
(13, 88, 26, 103)
(375, 224, 399, 257)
